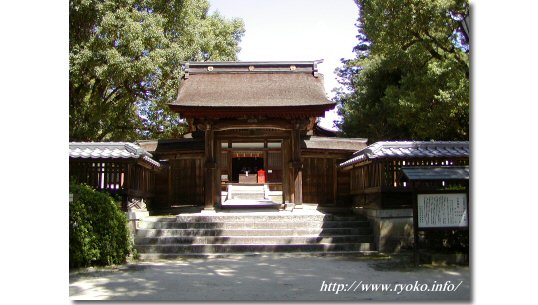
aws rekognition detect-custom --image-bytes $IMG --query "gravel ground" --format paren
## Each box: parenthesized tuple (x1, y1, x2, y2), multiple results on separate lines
(69, 254, 470, 301)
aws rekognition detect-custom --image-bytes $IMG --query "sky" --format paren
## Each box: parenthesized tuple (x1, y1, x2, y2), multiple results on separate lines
(208, 0, 360, 130)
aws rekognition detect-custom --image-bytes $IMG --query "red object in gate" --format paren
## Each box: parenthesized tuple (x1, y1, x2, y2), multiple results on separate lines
(257, 169, 266, 183)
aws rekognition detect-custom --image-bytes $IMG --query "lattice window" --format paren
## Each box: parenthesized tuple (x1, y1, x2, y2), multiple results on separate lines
(267, 151, 282, 169)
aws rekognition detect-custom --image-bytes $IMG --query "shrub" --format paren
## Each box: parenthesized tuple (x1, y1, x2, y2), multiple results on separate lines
(69, 182, 132, 268)
(422, 230, 469, 253)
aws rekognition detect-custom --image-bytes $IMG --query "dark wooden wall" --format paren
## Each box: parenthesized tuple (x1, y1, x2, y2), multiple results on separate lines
(266, 151, 283, 183)
(153, 164, 170, 210)
(349, 161, 382, 195)
(169, 158, 204, 205)
(125, 163, 155, 198)
(148, 146, 357, 208)
(302, 157, 335, 205)
(336, 170, 351, 204)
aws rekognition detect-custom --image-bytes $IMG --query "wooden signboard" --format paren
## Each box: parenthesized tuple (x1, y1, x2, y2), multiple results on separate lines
(412, 191, 469, 265)
(417, 193, 468, 228)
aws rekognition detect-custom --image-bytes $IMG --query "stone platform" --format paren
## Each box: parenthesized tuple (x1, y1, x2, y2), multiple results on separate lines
(134, 208, 375, 259)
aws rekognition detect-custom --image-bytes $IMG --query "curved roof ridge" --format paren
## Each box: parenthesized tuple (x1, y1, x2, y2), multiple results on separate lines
(340, 140, 469, 168)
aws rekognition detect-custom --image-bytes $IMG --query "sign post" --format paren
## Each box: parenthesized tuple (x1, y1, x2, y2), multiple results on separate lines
(413, 192, 469, 265)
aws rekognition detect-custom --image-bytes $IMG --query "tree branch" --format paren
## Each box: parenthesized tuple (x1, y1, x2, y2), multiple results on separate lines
(410, 31, 443, 61)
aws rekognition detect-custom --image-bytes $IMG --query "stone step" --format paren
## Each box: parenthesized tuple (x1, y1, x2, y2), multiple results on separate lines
(134, 212, 375, 257)
(220, 203, 282, 210)
(139, 220, 370, 230)
(143, 216, 178, 222)
(331, 215, 365, 221)
(229, 194, 266, 200)
(135, 227, 372, 237)
(174, 214, 365, 223)
(230, 189, 265, 193)
(314, 206, 355, 213)
(135, 242, 374, 254)
(144, 214, 368, 222)
(135, 234, 373, 245)
(138, 251, 379, 259)
(229, 185, 265, 190)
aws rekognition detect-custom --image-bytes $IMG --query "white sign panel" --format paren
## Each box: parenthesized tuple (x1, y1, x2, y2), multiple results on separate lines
(417, 193, 468, 228)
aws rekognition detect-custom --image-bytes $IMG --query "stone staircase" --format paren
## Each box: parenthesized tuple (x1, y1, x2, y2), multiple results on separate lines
(134, 211, 375, 259)
(221, 184, 281, 209)
(227, 184, 266, 200)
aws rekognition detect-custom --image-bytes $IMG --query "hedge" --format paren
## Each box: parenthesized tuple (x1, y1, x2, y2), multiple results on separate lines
(69, 182, 132, 268)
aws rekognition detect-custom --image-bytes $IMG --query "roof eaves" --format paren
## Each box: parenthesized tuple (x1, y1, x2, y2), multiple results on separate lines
(339, 140, 470, 168)
(69, 142, 160, 168)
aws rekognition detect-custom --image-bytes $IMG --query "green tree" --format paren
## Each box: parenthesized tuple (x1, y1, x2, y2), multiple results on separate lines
(334, 0, 469, 142)
(70, 0, 245, 141)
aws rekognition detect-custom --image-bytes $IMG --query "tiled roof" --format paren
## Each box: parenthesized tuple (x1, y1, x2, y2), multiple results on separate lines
(302, 136, 368, 151)
(401, 166, 469, 181)
(339, 141, 469, 167)
(69, 142, 160, 167)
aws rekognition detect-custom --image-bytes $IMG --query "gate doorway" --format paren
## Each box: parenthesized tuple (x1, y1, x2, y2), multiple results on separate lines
(231, 157, 264, 183)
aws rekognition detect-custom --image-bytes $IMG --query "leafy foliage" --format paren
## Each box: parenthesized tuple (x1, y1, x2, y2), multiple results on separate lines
(334, 0, 469, 142)
(69, 182, 132, 268)
(70, 0, 245, 141)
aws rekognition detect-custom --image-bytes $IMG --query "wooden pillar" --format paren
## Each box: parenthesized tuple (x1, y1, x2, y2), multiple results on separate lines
(290, 123, 303, 207)
(214, 138, 222, 208)
(282, 138, 292, 204)
(168, 163, 173, 205)
(203, 121, 216, 209)
(333, 159, 338, 205)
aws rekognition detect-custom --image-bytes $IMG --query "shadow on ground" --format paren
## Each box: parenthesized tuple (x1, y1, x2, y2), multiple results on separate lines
(70, 254, 470, 301)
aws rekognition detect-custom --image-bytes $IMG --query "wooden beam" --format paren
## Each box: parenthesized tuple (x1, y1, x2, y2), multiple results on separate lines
(215, 130, 290, 139)
(212, 118, 293, 131)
